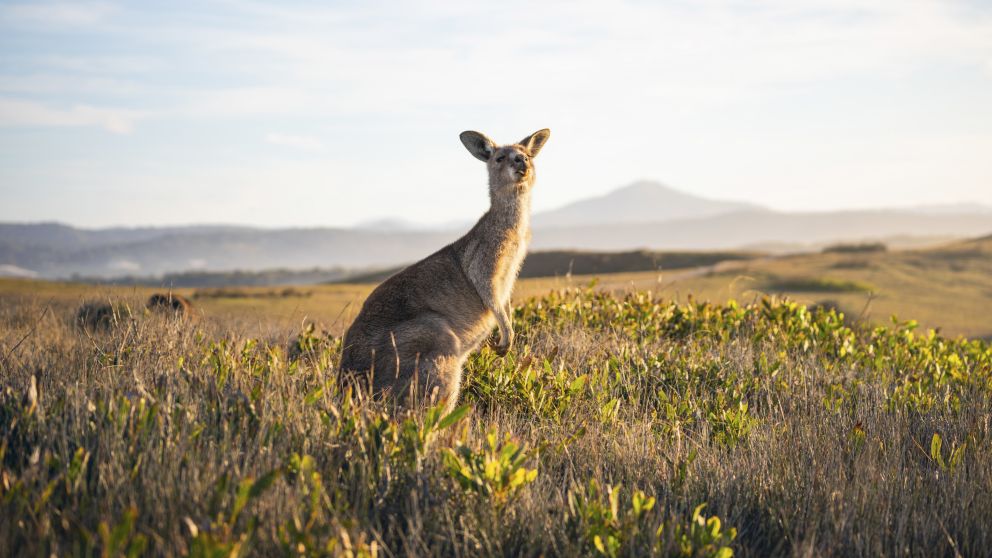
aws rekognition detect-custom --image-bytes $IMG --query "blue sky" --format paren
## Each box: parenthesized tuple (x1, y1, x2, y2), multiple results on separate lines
(1, 0, 991, 228)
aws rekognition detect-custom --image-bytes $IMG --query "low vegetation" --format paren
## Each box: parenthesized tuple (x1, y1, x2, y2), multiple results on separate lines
(1, 285, 990, 556)
(192, 287, 314, 300)
(821, 242, 888, 254)
(4, 235, 990, 338)
(332, 250, 763, 285)
(516, 250, 761, 279)
(762, 275, 875, 293)
(551, 235, 992, 339)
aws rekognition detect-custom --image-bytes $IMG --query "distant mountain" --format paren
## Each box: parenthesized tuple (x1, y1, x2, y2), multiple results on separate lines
(0, 222, 249, 251)
(353, 217, 472, 232)
(530, 210, 992, 252)
(904, 203, 992, 215)
(352, 218, 427, 232)
(532, 181, 763, 228)
(2, 182, 992, 280)
(0, 224, 460, 279)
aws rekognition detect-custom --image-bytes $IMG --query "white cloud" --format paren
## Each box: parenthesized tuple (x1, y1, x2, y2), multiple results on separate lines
(2, 0, 992, 226)
(32, 55, 160, 75)
(0, 74, 143, 96)
(150, 0, 992, 120)
(0, 98, 140, 133)
(265, 132, 324, 151)
(0, 2, 114, 27)
(109, 259, 141, 272)
(184, 87, 315, 117)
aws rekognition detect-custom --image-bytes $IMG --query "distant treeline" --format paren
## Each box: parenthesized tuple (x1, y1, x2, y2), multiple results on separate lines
(517, 249, 762, 278)
(75, 250, 764, 288)
(192, 287, 313, 299)
(821, 242, 888, 254)
(336, 250, 764, 284)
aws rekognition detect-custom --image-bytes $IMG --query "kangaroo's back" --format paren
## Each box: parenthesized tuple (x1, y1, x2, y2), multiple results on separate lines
(339, 128, 550, 412)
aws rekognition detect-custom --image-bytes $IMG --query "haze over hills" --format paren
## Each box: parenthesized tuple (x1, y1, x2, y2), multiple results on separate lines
(0, 224, 460, 279)
(529, 209, 992, 252)
(532, 181, 763, 228)
(2, 182, 991, 280)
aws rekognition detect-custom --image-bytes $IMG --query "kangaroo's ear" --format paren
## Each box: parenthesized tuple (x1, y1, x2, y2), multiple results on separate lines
(519, 128, 550, 157)
(460, 131, 495, 162)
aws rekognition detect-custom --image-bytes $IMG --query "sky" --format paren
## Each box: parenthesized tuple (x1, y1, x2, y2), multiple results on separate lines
(1, 0, 991, 229)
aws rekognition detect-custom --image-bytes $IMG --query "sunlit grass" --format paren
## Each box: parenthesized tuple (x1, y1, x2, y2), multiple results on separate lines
(1, 286, 990, 556)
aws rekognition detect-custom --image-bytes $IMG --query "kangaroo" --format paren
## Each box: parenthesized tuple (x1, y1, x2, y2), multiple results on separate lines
(339, 128, 550, 412)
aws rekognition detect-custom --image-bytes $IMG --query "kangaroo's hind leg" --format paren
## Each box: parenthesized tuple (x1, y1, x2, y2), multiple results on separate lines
(371, 313, 465, 411)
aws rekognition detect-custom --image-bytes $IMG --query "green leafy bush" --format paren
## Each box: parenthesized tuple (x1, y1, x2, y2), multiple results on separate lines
(443, 431, 538, 508)
(1, 287, 990, 556)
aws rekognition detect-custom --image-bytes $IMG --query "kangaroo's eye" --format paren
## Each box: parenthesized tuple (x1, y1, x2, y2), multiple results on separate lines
(496, 156, 505, 163)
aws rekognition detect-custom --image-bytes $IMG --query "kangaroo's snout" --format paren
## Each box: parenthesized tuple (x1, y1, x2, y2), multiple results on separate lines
(491, 148, 532, 184)
(511, 157, 528, 178)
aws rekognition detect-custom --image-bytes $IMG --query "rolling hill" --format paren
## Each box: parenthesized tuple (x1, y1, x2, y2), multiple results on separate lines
(2, 183, 990, 279)
(533, 235, 992, 339)
(529, 209, 992, 252)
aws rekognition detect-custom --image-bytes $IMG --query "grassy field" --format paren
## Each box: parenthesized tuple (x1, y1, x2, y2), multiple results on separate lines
(2, 244, 992, 555)
(550, 236, 992, 340)
(5, 236, 988, 339)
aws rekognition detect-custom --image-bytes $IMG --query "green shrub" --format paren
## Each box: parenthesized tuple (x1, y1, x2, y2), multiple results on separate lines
(763, 275, 874, 293)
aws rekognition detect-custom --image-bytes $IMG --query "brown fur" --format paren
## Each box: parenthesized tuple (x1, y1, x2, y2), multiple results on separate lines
(146, 293, 193, 315)
(339, 128, 551, 411)
(76, 301, 120, 331)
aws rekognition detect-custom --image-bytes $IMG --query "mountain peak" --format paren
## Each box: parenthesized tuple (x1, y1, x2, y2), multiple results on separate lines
(612, 180, 678, 194)
(532, 180, 763, 229)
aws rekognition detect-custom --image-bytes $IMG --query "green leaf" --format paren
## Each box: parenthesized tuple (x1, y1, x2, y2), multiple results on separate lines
(708, 516, 722, 538)
(110, 508, 137, 552)
(509, 468, 526, 489)
(423, 405, 443, 431)
(632, 491, 655, 515)
(930, 433, 944, 467)
(600, 398, 620, 421)
(34, 478, 59, 513)
(285, 453, 316, 482)
(608, 485, 620, 519)
(230, 478, 254, 524)
(568, 375, 587, 394)
(249, 468, 281, 499)
(949, 442, 967, 470)
(126, 535, 148, 558)
(692, 503, 708, 526)
(437, 404, 471, 430)
(303, 386, 323, 406)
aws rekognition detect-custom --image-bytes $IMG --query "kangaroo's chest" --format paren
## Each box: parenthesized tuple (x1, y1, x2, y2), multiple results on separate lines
(493, 227, 529, 305)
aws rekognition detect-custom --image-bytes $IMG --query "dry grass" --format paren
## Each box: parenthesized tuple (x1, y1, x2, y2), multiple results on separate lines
(2, 236, 990, 339)
(1, 285, 990, 557)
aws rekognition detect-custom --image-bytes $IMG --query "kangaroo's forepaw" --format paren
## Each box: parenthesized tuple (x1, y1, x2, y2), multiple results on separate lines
(495, 332, 513, 357)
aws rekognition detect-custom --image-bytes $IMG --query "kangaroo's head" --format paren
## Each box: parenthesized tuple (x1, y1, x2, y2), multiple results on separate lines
(460, 129, 550, 199)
